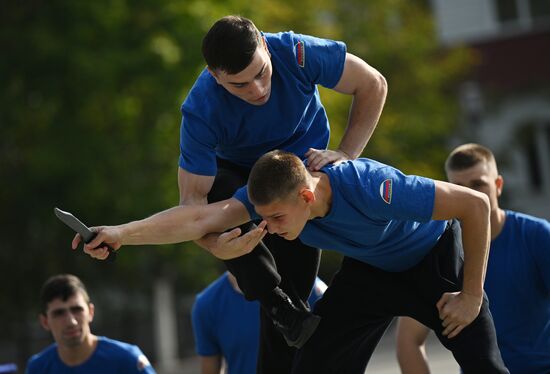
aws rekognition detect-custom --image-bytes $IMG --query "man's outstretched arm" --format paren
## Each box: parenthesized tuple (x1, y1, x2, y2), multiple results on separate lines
(71, 198, 256, 260)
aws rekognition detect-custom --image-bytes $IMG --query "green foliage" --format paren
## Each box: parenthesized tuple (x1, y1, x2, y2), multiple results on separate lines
(326, 0, 474, 178)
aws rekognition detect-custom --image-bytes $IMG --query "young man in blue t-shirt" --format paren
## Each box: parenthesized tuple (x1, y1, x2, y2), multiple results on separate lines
(396, 143, 550, 374)
(175, 14, 386, 372)
(26, 274, 155, 374)
(191, 272, 326, 374)
(81, 149, 509, 373)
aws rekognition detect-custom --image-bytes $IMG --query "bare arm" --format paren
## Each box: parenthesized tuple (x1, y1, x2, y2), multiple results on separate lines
(75, 198, 251, 259)
(178, 166, 236, 254)
(199, 355, 222, 374)
(432, 180, 490, 338)
(306, 53, 387, 170)
(178, 167, 215, 205)
(396, 317, 431, 374)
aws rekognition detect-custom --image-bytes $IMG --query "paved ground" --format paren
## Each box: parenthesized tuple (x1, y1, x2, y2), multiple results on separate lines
(172, 319, 459, 373)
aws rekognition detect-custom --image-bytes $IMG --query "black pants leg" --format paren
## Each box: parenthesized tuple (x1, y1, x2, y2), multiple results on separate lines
(403, 220, 509, 374)
(207, 158, 321, 374)
(292, 221, 508, 374)
(292, 257, 395, 374)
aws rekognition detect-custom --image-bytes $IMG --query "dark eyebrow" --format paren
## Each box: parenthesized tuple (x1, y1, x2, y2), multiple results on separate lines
(228, 63, 267, 85)
(255, 64, 267, 78)
(50, 307, 66, 315)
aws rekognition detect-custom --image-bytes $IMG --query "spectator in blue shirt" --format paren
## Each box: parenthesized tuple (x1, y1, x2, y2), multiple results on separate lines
(26, 274, 155, 374)
(396, 143, 550, 374)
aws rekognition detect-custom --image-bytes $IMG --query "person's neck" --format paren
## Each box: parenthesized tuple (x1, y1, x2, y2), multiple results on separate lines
(490, 207, 506, 240)
(58, 334, 98, 366)
(309, 172, 332, 218)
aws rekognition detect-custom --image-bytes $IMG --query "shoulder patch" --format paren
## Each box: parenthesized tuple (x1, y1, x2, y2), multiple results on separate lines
(137, 354, 151, 371)
(379, 179, 392, 204)
(295, 40, 305, 67)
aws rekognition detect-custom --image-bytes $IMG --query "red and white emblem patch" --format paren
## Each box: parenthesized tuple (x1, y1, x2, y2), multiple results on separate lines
(295, 41, 305, 67)
(379, 179, 392, 204)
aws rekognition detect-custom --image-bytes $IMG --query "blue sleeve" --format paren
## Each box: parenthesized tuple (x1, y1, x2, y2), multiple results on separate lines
(25, 358, 37, 374)
(179, 104, 219, 176)
(233, 186, 260, 220)
(191, 296, 221, 356)
(292, 33, 347, 88)
(361, 166, 436, 223)
(529, 218, 550, 292)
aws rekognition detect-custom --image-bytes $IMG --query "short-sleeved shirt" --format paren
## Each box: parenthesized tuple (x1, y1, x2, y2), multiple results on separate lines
(25, 336, 155, 374)
(235, 159, 447, 272)
(179, 31, 347, 176)
(191, 273, 326, 374)
(484, 210, 550, 374)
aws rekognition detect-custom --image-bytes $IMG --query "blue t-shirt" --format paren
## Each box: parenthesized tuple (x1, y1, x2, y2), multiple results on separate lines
(25, 336, 155, 374)
(235, 159, 447, 272)
(484, 210, 550, 374)
(179, 31, 347, 175)
(191, 272, 326, 374)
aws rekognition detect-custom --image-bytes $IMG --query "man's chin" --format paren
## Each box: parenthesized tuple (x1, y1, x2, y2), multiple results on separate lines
(62, 334, 84, 347)
(281, 233, 298, 241)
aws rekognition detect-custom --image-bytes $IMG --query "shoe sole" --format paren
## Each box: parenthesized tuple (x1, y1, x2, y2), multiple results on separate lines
(283, 314, 321, 349)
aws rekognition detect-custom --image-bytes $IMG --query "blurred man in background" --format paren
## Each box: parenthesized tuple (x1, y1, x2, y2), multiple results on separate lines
(396, 143, 550, 374)
(26, 274, 156, 374)
(191, 272, 326, 374)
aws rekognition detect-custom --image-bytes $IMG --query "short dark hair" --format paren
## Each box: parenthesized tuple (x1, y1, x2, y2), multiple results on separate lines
(248, 150, 308, 205)
(40, 274, 90, 314)
(202, 15, 262, 74)
(445, 143, 497, 172)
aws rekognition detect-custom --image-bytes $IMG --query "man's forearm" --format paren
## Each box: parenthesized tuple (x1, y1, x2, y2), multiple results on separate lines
(460, 197, 491, 297)
(337, 69, 387, 158)
(119, 205, 207, 245)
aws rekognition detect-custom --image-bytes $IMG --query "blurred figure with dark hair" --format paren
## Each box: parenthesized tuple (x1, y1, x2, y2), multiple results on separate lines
(26, 274, 155, 374)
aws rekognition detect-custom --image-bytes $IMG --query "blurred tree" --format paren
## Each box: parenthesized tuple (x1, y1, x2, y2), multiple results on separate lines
(0, 0, 216, 365)
(326, 0, 474, 177)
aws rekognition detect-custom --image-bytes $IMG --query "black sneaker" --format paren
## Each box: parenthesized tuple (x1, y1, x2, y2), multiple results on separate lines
(267, 293, 321, 348)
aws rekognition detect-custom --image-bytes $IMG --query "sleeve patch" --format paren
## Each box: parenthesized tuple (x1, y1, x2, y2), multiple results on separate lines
(379, 179, 393, 204)
(295, 40, 305, 67)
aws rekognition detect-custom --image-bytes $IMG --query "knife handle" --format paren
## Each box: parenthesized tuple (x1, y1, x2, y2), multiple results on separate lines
(86, 233, 117, 262)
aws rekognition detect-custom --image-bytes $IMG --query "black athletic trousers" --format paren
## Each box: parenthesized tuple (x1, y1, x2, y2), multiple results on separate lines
(207, 158, 321, 374)
(292, 220, 509, 374)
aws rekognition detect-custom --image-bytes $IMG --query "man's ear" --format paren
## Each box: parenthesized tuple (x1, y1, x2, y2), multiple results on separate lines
(206, 67, 221, 84)
(495, 175, 504, 197)
(39, 313, 50, 331)
(88, 303, 95, 323)
(300, 188, 315, 204)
